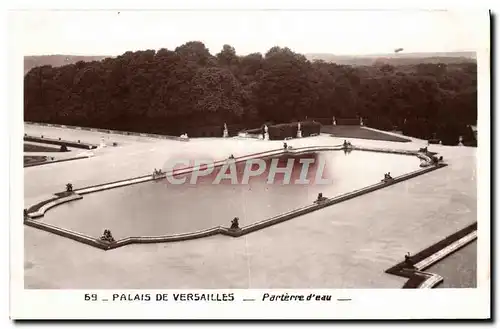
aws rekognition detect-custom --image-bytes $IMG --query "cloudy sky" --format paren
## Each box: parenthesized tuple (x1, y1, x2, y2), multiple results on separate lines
(14, 9, 488, 56)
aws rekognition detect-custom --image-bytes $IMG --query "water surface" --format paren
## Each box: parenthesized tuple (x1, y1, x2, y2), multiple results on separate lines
(431, 241, 477, 288)
(42, 150, 421, 238)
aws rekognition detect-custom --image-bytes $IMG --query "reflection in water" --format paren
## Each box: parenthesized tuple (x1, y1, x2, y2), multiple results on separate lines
(43, 151, 421, 238)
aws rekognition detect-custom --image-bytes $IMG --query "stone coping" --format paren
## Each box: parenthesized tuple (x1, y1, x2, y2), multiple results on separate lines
(24, 144, 445, 250)
(386, 223, 477, 289)
(66, 145, 347, 194)
(24, 220, 110, 249)
(27, 194, 83, 219)
(402, 271, 444, 289)
(417, 273, 444, 288)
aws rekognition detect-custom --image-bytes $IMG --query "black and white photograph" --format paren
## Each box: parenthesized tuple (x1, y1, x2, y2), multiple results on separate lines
(8, 4, 491, 320)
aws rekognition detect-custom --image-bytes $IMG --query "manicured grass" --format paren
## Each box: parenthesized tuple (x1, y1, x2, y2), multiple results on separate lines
(24, 143, 65, 153)
(24, 155, 89, 168)
(321, 125, 411, 142)
(24, 155, 48, 166)
(24, 135, 97, 150)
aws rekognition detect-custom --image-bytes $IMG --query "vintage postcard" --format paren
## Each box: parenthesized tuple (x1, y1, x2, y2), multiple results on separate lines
(9, 4, 491, 320)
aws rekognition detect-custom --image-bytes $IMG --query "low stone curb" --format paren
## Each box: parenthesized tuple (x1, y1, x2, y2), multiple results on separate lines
(386, 223, 478, 289)
(418, 272, 444, 288)
(24, 220, 110, 250)
(27, 193, 83, 219)
(414, 231, 478, 270)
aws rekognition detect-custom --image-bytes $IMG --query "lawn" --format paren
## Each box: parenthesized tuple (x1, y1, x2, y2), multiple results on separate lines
(24, 143, 65, 153)
(24, 155, 48, 166)
(321, 125, 411, 143)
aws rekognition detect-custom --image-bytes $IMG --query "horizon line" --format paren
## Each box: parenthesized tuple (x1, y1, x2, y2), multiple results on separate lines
(23, 49, 477, 58)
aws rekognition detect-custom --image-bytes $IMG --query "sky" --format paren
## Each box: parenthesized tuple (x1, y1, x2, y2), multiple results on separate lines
(13, 9, 489, 57)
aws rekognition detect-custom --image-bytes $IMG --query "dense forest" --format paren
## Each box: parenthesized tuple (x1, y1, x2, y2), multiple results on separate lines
(24, 55, 108, 74)
(24, 42, 477, 145)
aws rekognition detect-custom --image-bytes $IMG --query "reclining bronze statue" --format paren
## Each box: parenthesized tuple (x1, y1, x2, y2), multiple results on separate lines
(382, 172, 394, 182)
(230, 217, 240, 230)
(152, 168, 164, 179)
(404, 252, 416, 270)
(100, 229, 115, 243)
(343, 140, 352, 149)
(315, 193, 327, 203)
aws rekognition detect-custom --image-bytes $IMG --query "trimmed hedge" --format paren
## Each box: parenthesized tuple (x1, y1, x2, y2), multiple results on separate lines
(366, 117, 393, 131)
(307, 117, 332, 125)
(268, 123, 295, 140)
(244, 121, 274, 135)
(240, 121, 322, 139)
(402, 119, 477, 147)
(268, 121, 321, 140)
(301, 121, 322, 137)
(179, 123, 252, 137)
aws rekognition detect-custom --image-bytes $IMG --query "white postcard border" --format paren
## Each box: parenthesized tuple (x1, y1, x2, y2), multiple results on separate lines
(7, 2, 491, 321)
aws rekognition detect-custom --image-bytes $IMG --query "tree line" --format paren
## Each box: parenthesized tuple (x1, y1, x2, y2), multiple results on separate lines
(24, 41, 477, 144)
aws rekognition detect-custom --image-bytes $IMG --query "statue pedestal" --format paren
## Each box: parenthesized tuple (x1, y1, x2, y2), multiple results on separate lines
(297, 130, 302, 138)
(264, 133, 269, 140)
(223, 130, 229, 138)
